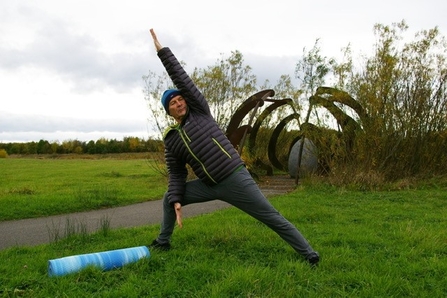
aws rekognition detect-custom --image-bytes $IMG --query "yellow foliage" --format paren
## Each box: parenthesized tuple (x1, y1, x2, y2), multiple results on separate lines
(0, 149, 8, 158)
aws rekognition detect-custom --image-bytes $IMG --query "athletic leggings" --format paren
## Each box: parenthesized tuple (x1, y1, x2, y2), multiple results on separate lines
(156, 167, 316, 258)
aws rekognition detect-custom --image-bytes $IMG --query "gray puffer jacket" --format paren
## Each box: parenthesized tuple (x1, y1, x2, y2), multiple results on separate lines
(158, 47, 244, 205)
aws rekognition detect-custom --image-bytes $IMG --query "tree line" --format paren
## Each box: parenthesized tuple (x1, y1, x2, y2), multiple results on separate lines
(0, 137, 163, 155)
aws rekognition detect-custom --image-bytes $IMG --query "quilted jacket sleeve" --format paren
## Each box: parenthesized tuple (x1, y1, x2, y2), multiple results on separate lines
(164, 145, 187, 205)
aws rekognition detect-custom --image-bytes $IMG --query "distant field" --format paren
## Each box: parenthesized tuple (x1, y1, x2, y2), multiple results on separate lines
(0, 154, 167, 221)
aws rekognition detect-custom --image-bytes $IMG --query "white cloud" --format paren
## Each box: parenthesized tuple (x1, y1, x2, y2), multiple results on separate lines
(1, 0, 445, 143)
(0, 111, 151, 143)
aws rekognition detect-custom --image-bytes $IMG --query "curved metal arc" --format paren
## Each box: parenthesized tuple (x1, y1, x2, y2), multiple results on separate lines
(248, 98, 293, 152)
(267, 113, 300, 171)
(225, 89, 275, 135)
(314, 87, 368, 124)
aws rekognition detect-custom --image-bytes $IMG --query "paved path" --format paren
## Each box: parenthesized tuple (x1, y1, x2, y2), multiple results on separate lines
(0, 175, 295, 250)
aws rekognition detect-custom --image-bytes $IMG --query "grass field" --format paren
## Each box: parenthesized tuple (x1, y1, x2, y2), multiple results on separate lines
(0, 156, 166, 221)
(0, 156, 446, 297)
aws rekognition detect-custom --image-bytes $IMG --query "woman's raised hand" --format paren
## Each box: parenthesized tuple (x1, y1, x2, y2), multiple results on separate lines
(150, 28, 163, 52)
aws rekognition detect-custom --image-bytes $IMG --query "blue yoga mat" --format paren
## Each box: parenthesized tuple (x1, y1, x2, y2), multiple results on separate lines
(48, 246, 150, 277)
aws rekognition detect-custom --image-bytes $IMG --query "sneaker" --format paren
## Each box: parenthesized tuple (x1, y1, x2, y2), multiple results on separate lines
(149, 239, 171, 251)
(307, 251, 320, 267)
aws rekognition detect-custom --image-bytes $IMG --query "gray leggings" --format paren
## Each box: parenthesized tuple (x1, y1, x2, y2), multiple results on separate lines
(156, 167, 315, 258)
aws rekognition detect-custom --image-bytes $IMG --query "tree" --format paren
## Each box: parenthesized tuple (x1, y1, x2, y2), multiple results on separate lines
(191, 50, 257, 130)
(294, 39, 337, 130)
(142, 70, 176, 139)
(347, 21, 447, 178)
(37, 139, 51, 154)
(0, 149, 7, 158)
(295, 39, 335, 99)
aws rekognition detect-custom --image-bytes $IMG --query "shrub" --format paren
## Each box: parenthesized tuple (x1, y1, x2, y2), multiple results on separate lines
(0, 149, 8, 158)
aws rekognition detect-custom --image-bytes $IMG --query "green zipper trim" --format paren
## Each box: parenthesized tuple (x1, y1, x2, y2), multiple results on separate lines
(177, 127, 217, 184)
(212, 138, 232, 159)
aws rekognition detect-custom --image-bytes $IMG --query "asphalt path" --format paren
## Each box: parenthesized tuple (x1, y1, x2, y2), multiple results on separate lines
(0, 175, 295, 250)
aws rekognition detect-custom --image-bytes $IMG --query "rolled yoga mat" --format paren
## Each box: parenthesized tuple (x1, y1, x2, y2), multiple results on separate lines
(48, 246, 150, 277)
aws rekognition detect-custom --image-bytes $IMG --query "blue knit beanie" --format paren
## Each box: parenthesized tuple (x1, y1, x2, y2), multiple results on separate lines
(161, 89, 181, 114)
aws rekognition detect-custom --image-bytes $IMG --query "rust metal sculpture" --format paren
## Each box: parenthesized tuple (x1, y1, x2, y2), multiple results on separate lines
(309, 87, 367, 153)
(226, 87, 365, 178)
(226, 89, 272, 152)
(225, 89, 297, 174)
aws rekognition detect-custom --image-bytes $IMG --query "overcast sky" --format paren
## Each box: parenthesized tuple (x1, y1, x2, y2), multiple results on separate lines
(1, 0, 446, 143)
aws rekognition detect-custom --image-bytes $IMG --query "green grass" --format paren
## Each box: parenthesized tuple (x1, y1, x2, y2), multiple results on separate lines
(0, 157, 166, 221)
(1, 184, 446, 297)
(1, 156, 446, 296)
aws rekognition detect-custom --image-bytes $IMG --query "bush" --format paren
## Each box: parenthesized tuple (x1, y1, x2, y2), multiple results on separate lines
(0, 149, 8, 158)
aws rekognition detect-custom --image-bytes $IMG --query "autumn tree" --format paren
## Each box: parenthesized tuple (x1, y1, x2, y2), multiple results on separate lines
(142, 70, 175, 139)
(191, 50, 257, 130)
(346, 21, 447, 179)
